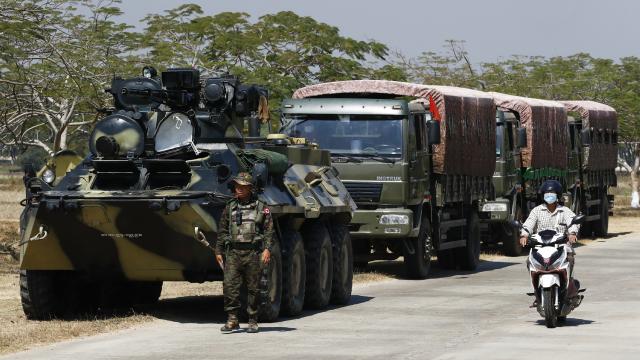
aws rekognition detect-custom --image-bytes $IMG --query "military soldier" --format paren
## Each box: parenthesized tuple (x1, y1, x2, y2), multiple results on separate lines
(215, 172, 273, 334)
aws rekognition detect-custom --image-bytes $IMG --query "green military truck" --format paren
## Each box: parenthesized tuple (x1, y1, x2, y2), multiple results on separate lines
(479, 95, 616, 255)
(479, 94, 570, 256)
(562, 101, 617, 237)
(282, 80, 496, 278)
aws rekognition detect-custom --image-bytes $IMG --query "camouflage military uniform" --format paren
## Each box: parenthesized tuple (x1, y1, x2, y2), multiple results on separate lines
(216, 195, 273, 321)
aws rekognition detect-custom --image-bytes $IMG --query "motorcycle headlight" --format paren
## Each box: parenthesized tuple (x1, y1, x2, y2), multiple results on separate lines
(482, 203, 508, 212)
(530, 251, 545, 270)
(379, 214, 409, 225)
(550, 249, 564, 267)
(42, 169, 55, 184)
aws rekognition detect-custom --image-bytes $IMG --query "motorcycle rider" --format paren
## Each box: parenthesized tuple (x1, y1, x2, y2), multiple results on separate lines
(519, 180, 581, 304)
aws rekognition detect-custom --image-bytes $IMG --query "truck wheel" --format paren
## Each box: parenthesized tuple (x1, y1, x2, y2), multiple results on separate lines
(329, 223, 353, 305)
(593, 195, 609, 237)
(503, 205, 525, 257)
(129, 281, 163, 305)
(259, 240, 282, 322)
(20, 270, 65, 320)
(455, 210, 481, 271)
(281, 229, 306, 316)
(302, 222, 333, 309)
(404, 216, 432, 279)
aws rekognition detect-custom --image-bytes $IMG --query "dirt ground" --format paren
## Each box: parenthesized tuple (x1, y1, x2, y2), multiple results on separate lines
(0, 171, 637, 355)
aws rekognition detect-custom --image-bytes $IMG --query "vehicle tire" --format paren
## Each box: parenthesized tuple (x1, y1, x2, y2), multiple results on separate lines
(20, 270, 65, 320)
(593, 194, 609, 237)
(302, 222, 333, 309)
(259, 240, 282, 322)
(129, 281, 163, 305)
(543, 288, 558, 328)
(281, 229, 306, 316)
(437, 249, 457, 270)
(329, 222, 353, 305)
(456, 210, 481, 271)
(503, 203, 525, 257)
(404, 216, 432, 279)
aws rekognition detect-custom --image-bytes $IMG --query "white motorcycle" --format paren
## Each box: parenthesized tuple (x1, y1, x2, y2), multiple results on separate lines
(517, 214, 586, 328)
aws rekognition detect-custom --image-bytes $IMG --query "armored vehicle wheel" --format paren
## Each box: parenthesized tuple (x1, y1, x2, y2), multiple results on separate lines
(20, 270, 65, 320)
(281, 229, 306, 316)
(593, 196, 609, 237)
(129, 281, 163, 305)
(302, 222, 333, 309)
(260, 240, 282, 322)
(455, 210, 481, 271)
(503, 203, 526, 257)
(329, 222, 353, 305)
(404, 216, 432, 279)
(437, 249, 457, 269)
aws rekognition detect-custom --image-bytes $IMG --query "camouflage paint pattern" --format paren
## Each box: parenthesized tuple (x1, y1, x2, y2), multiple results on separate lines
(20, 144, 355, 283)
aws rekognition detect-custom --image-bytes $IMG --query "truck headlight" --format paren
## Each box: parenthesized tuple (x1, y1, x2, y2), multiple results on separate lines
(482, 203, 508, 212)
(42, 169, 56, 184)
(379, 214, 409, 225)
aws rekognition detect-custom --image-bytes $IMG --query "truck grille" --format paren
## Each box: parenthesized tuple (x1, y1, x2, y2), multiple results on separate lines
(344, 182, 383, 204)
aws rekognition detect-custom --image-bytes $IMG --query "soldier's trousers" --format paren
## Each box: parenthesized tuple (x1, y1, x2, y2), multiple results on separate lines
(223, 249, 261, 318)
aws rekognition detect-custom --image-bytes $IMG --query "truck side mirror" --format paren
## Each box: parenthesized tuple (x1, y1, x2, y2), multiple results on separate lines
(516, 127, 527, 148)
(427, 120, 441, 145)
(580, 128, 591, 147)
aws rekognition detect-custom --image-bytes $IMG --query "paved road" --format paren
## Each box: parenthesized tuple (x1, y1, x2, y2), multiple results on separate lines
(5, 231, 639, 360)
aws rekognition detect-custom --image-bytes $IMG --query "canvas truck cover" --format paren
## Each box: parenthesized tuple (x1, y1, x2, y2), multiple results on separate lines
(292, 80, 496, 177)
(488, 92, 568, 169)
(561, 101, 618, 171)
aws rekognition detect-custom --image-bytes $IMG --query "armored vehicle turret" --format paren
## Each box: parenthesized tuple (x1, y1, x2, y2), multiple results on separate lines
(19, 67, 355, 321)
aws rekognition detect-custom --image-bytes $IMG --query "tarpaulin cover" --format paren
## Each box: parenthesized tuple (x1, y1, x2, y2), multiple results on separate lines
(561, 101, 618, 171)
(235, 149, 289, 174)
(488, 92, 568, 169)
(293, 80, 496, 176)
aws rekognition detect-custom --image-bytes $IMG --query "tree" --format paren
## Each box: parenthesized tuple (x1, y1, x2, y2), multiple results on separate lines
(0, 0, 137, 156)
(141, 6, 403, 112)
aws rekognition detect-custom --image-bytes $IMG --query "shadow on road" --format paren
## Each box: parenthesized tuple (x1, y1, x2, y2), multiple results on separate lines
(362, 258, 519, 280)
(603, 231, 632, 239)
(136, 293, 374, 326)
(533, 318, 595, 327)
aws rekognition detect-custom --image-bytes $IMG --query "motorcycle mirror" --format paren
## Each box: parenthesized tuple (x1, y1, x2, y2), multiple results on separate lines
(510, 220, 522, 229)
(570, 214, 586, 226)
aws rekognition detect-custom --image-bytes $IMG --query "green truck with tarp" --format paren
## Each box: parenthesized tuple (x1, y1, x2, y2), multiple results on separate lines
(282, 80, 496, 278)
(479, 94, 617, 255)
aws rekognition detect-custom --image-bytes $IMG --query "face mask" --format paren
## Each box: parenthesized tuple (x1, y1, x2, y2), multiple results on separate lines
(544, 192, 558, 204)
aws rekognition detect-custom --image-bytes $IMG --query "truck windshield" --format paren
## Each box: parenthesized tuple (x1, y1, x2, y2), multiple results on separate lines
(281, 115, 404, 158)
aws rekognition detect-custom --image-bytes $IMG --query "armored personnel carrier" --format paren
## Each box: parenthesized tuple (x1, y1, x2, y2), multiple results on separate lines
(19, 67, 355, 321)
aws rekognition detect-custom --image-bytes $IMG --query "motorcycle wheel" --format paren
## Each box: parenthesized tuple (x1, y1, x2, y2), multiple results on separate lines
(543, 288, 558, 328)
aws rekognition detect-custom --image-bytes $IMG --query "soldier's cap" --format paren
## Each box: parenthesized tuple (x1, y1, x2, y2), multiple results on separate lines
(231, 172, 253, 186)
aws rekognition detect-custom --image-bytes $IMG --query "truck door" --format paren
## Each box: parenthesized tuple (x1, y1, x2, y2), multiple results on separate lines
(408, 114, 428, 202)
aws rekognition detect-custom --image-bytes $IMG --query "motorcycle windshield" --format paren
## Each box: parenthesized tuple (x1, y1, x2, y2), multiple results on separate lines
(538, 229, 556, 243)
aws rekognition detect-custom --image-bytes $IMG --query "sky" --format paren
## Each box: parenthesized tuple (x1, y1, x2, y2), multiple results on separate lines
(115, 0, 640, 63)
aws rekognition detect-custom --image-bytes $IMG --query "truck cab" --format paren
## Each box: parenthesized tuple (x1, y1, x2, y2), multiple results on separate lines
(281, 98, 428, 244)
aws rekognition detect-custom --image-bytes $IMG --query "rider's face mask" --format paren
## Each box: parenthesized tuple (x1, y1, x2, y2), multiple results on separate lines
(543, 192, 558, 204)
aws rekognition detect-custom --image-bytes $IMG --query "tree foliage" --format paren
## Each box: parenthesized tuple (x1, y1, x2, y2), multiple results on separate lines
(0, 2, 638, 160)
(0, 0, 137, 156)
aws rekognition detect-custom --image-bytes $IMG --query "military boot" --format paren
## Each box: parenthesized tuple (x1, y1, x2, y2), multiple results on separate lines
(220, 314, 239, 334)
(246, 318, 259, 333)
